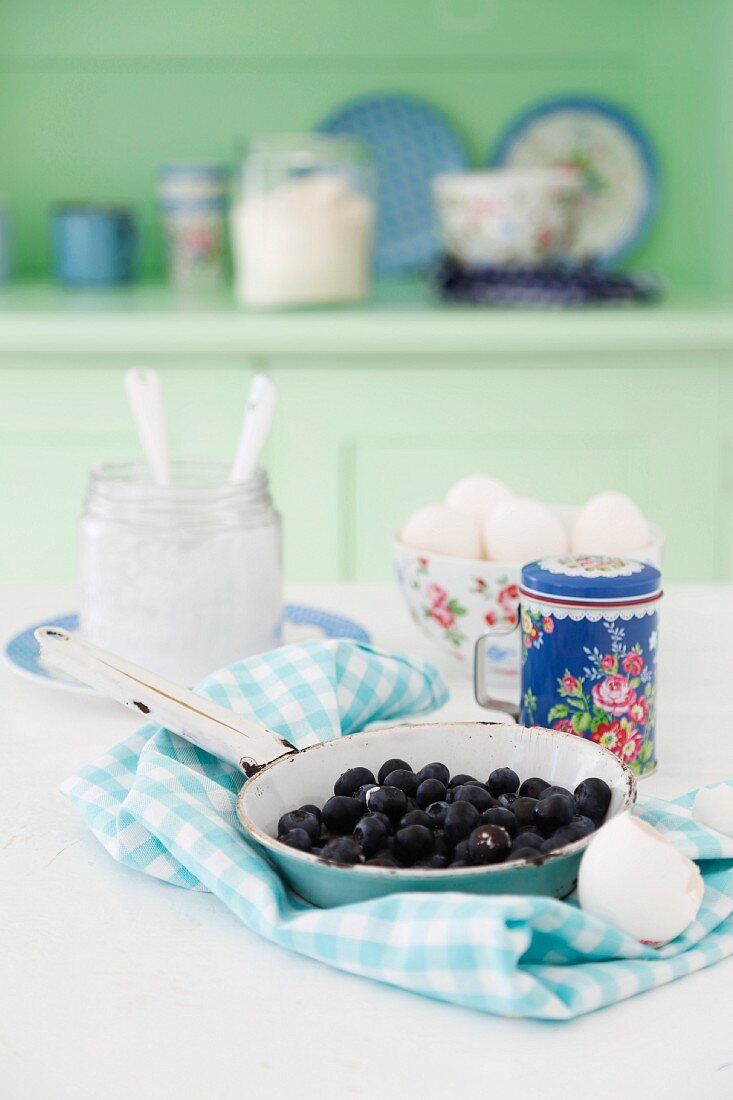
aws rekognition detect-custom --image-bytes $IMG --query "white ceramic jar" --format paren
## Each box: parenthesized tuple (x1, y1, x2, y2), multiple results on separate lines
(79, 462, 282, 684)
(433, 167, 583, 268)
(231, 134, 375, 308)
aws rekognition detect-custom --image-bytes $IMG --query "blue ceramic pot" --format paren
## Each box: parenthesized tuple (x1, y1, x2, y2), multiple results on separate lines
(52, 204, 136, 286)
(477, 555, 662, 778)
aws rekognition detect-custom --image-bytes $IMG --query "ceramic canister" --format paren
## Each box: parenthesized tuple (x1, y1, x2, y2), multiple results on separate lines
(517, 555, 662, 777)
(158, 163, 228, 288)
(52, 204, 136, 285)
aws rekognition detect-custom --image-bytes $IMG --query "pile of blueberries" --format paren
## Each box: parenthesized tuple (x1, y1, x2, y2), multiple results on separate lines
(274, 758, 612, 870)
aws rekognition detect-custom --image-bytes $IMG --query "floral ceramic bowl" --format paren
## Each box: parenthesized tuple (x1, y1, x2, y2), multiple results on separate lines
(393, 509, 664, 687)
(432, 167, 584, 268)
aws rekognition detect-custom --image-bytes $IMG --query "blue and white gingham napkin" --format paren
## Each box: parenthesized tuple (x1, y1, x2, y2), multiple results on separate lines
(61, 640, 733, 1020)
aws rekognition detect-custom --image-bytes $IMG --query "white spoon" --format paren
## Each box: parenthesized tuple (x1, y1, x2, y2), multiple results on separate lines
(229, 373, 278, 483)
(124, 368, 171, 486)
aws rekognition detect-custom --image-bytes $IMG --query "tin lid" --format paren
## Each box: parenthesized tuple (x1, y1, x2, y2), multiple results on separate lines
(521, 555, 662, 604)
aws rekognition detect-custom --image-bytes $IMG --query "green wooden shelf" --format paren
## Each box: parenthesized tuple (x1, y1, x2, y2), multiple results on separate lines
(1, 280, 733, 361)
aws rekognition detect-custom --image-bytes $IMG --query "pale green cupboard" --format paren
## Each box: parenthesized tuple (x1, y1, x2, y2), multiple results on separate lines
(1, 2, 733, 584)
(1, 287, 731, 583)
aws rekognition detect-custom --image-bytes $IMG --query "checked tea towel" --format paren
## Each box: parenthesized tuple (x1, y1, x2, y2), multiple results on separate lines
(61, 639, 733, 1020)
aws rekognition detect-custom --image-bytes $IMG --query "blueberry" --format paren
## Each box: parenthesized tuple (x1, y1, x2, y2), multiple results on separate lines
(452, 784, 495, 813)
(444, 801, 480, 843)
(513, 797, 539, 827)
(279, 827, 312, 852)
(405, 797, 419, 813)
(378, 758, 412, 785)
(384, 769, 420, 798)
(512, 829, 544, 851)
(508, 846, 543, 862)
(366, 852, 399, 867)
(534, 794, 575, 833)
(355, 783, 379, 805)
(433, 831, 453, 859)
(320, 837, 363, 864)
(450, 859, 469, 868)
(416, 778, 447, 809)
(487, 767, 520, 797)
(416, 762, 450, 786)
(541, 834, 573, 853)
(447, 773, 478, 789)
(321, 796, 364, 835)
(353, 814, 390, 856)
(539, 784, 573, 801)
(334, 766, 375, 797)
(549, 822, 584, 844)
(298, 804, 322, 824)
(277, 809, 320, 843)
(453, 838, 470, 861)
(399, 809, 432, 830)
(413, 855, 449, 869)
(425, 800, 449, 828)
(360, 809, 392, 833)
(394, 824, 434, 864)
(498, 792, 519, 810)
(571, 814, 597, 837)
(519, 777, 550, 799)
(467, 824, 511, 864)
(480, 806, 518, 838)
(574, 777, 612, 822)
(366, 785, 408, 824)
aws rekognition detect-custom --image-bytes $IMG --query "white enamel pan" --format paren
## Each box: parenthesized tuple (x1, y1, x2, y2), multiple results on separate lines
(37, 627, 636, 908)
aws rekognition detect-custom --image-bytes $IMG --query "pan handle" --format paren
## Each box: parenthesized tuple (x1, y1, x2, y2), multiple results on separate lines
(35, 627, 296, 776)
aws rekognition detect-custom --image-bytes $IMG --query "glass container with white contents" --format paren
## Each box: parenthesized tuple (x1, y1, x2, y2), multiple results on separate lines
(79, 462, 282, 684)
(231, 134, 376, 308)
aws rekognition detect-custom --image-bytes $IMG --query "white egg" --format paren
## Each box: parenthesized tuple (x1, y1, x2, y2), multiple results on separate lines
(482, 498, 568, 562)
(578, 814, 704, 945)
(692, 785, 733, 838)
(400, 504, 483, 559)
(445, 475, 515, 520)
(571, 491, 649, 555)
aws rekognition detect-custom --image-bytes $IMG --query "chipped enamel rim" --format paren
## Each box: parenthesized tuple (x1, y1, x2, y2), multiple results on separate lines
(236, 721, 637, 881)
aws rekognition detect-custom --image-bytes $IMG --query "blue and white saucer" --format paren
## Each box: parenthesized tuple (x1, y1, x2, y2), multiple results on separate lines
(3, 606, 372, 694)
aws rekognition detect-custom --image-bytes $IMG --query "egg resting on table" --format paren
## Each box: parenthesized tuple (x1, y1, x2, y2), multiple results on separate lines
(482, 497, 568, 562)
(445, 475, 515, 521)
(577, 814, 704, 946)
(571, 490, 649, 555)
(692, 784, 733, 838)
(401, 503, 483, 559)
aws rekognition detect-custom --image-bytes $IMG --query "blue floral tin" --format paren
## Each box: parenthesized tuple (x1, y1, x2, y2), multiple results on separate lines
(476, 555, 661, 777)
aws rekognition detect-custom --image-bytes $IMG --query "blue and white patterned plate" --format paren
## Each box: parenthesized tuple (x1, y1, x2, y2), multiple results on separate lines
(319, 94, 469, 271)
(3, 606, 371, 694)
(490, 96, 659, 263)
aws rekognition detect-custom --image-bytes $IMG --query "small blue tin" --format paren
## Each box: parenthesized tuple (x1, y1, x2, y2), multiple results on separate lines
(476, 555, 662, 777)
(52, 204, 136, 286)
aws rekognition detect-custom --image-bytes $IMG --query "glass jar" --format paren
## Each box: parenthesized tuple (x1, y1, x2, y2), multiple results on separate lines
(79, 462, 282, 684)
(231, 134, 376, 308)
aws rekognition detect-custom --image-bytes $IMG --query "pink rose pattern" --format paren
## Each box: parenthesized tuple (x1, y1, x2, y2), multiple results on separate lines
(591, 674, 637, 716)
(404, 560, 522, 651)
(544, 623, 655, 775)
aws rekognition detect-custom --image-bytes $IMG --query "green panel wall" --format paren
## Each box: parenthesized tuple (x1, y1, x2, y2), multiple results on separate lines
(1, 353, 730, 584)
(0, 1, 731, 297)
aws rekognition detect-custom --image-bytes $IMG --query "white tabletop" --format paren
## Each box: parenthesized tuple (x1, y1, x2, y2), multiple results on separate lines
(2, 581, 732, 1100)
